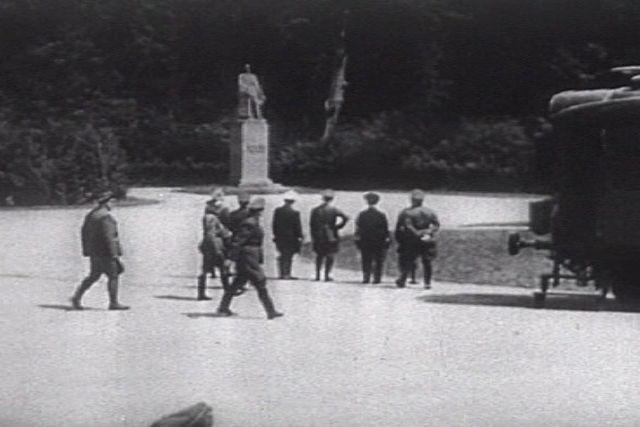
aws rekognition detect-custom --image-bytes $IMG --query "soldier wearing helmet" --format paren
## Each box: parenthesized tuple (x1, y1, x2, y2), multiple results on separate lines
(272, 190, 304, 279)
(394, 189, 440, 289)
(216, 197, 283, 319)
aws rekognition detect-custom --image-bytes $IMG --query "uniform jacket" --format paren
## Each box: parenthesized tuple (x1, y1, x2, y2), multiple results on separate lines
(272, 204, 303, 251)
(81, 205, 122, 257)
(310, 203, 349, 244)
(395, 205, 440, 246)
(228, 214, 264, 262)
(200, 205, 231, 260)
(355, 207, 390, 248)
(228, 207, 250, 234)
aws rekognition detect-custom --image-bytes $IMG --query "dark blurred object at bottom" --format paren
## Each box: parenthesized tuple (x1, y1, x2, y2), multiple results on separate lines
(149, 402, 213, 427)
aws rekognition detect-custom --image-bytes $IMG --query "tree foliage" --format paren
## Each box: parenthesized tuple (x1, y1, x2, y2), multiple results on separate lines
(1, 0, 640, 202)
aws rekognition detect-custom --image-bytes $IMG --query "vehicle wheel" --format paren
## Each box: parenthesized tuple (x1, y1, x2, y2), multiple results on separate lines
(611, 274, 640, 303)
(508, 233, 522, 256)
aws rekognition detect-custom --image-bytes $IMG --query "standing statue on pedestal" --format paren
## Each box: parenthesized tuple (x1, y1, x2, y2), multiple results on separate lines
(238, 64, 266, 119)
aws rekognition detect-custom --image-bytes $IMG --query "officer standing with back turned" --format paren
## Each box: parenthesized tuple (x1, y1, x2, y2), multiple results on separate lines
(395, 189, 440, 289)
(272, 190, 303, 280)
(310, 189, 350, 282)
(355, 192, 390, 284)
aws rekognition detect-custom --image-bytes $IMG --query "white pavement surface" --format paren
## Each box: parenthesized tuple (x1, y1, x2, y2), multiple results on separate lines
(1, 188, 640, 427)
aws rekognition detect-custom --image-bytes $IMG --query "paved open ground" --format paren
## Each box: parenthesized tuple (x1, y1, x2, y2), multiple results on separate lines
(1, 188, 640, 427)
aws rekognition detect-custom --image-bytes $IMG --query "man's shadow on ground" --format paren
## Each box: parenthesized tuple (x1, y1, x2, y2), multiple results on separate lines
(418, 292, 640, 313)
(183, 312, 263, 320)
(38, 304, 102, 311)
(155, 295, 205, 301)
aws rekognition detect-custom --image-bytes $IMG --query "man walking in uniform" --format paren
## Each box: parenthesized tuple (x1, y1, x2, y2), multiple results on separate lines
(226, 191, 251, 294)
(228, 191, 251, 234)
(355, 192, 390, 284)
(70, 191, 129, 310)
(310, 189, 349, 281)
(395, 189, 440, 289)
(216, 198, 284, 320)
(272, 190, 303, 280)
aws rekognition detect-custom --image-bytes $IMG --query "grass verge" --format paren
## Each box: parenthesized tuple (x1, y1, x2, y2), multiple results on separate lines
(300, 229, 552, 288)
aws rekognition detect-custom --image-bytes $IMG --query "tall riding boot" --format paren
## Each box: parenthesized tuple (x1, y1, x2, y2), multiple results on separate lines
(396, 259, 408, 288)
(361, 252, 371, 284)
(396, 253, 410, 288)
(219, 269, 231, 292)
(70, 277, 95, 310)
(315, 256, 323, 281)
(277, 256, 286, 279)
(216, 290, 235, 316)
(373, 258, 383, 284)
(423, 261, 433, 289)
(410, 262, 419, 284)
(285, 257, 295, 279)
(256, 283, 283, 319)
(107, 278, 130, 310)
(324, 256, 334, 281)
(197, 274, 211, 300)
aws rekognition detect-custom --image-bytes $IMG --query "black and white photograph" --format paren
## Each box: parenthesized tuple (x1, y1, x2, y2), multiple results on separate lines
(1, 0, 640, 425)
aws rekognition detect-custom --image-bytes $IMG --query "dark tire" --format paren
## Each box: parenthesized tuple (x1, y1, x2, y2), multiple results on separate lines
(611, 273, 640, 303)
(508, 233, 522, 256)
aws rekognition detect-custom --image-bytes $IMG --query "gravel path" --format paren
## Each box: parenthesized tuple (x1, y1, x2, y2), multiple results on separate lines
(1, 188, 638, 427)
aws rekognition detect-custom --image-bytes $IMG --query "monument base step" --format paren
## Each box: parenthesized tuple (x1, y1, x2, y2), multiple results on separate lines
(224, 182, 288, 195)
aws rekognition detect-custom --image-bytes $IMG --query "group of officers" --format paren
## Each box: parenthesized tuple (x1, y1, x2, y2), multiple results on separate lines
(69, 188, 440, 320)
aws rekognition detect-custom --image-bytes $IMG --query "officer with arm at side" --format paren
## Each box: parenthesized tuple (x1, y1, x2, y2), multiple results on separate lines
(272, 190, 303, 280)
(71, 191, 129, 310)
(216, 197, 284, 320)
(355, 192, 390, 284)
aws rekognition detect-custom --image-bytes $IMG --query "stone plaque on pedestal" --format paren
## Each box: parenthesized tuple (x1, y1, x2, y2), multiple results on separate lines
(229, 119, 277, 189)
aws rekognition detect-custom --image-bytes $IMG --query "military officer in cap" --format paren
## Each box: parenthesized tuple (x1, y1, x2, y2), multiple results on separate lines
(355, 192, 391, 284)
(394, 189, 440, 289)
(223, 191, 251, 290)
(70, 191, 129, 310)
(197, 188, 232, 300)
(272, 190, 303, 279)
(309, 189, 350, 281)
(216, 197, 284, 319)
(225, 191, 252, 294)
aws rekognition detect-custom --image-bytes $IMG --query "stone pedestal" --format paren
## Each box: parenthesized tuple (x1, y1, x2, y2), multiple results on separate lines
(229, 119, 284, 192)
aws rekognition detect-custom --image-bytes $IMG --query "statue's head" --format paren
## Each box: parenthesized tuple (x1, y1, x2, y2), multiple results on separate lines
(244, 64, 251, 73)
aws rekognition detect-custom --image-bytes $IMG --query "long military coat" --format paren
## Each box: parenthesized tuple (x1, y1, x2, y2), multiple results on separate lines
(272, 204, 303, 253)
(81, 205, 122, 258)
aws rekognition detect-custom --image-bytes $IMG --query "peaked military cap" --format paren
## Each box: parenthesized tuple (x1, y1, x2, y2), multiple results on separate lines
(94, 190, 115, 205)
(237, 191, 251, 203)
(149, 402, 213, 427)
(410, 189, 425, 200)
(322, 189, 335, 200)
(283, 190, 298, 201)
(207, 188, 225, 204)
(364, 192, 380, 203)
(248, 197, 266, 210)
